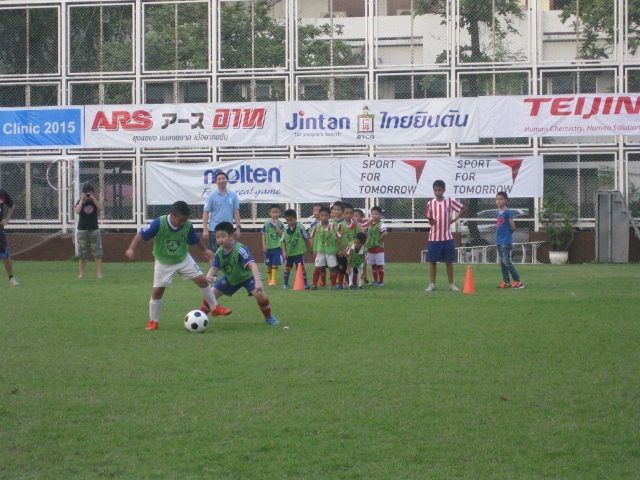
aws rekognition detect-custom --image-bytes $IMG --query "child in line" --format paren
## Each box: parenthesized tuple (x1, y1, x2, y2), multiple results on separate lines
(346, 232, 368, 290)
(308, 203, 326, 287)
(337, 203, 361, 289)
(309, 206, 343, 290)
(261, 204, 284, 286)
(425, 180, 467, 292)
(353, 208, 369, 285)
(495, 191, 525, 289)
(281, 209, 312, 289)
(366, 206, 388, 286)
(125, 200, 230, 331)
(205, 222, 279, 326)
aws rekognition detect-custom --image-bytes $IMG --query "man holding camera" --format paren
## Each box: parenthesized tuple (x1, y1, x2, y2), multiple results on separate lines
(75, 183, 103, 278)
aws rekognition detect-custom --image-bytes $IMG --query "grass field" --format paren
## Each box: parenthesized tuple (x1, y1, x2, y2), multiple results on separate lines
(2, 260, 640, 479)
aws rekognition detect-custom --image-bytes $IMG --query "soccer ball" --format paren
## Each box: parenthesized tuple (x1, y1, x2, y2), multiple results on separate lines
(184, 309, 209, 333)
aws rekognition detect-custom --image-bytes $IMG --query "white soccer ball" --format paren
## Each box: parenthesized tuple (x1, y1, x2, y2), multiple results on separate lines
(184, 309, 209, 333)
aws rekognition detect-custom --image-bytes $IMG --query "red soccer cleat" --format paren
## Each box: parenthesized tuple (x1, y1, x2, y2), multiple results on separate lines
(145, 320, 159, 330)
(200, 300, 211, 314)
(211, 304, 232, 317)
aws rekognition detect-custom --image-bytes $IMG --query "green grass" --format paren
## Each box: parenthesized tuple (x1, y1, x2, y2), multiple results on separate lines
(1, 261, 640, 479)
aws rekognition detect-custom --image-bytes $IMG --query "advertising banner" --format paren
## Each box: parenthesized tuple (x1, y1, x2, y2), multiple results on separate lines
(0, 107, 83, 149)
(145, 159, 341, 205)
(340, 156, 543, 198)
(277, 99, 478, 146)
(478, 94, 640, 137)
(84, 102, 277, 148)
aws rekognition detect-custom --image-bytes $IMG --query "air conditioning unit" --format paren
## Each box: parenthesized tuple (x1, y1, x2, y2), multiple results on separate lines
(396, 9, 413, 15)
(322, 11, 348, 18)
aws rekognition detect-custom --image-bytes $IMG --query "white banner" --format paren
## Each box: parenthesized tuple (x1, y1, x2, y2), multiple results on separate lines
(277, 99, 478, 145)
(478, 94, 640, 137)
(340, 156, 543, 198)
(145, 159, 341, 205)
(85, 103, 277, 148)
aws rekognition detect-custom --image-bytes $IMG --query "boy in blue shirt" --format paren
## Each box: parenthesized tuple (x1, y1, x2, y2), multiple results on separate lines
(495, 191, 524, 289)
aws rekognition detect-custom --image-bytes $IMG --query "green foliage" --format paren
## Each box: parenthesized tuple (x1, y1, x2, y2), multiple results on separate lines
(540, 200, 577, 251)
(297, 23, 359, 68)
(3, 262, 640, 478)
(559, 0, 617, 59)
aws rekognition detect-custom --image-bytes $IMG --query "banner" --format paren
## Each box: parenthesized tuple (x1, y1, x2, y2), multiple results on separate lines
(84, 102, 277, 148)
(277, 99, 478, 145)
(478, 94, 640, 137)
(0, 107, 83, 149)
(145, 159, 341, 205)
(340, 156, 543, 198)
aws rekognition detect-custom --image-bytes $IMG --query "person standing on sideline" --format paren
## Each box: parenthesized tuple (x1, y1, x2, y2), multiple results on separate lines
(75, 183, 104, 279)
(424, 180, 467, 292)
(0, 188, 19, 286)
(495, 191, 524, 289)
(202, 171, 241, 251)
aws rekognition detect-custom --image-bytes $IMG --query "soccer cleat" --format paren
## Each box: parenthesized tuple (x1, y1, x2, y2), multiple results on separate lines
(329, 285, 336, 290)
(265, 316, 279, 326)
(200, 300, 211, 314)
(363, 279, 370, 285)
(371, 281, 379, 286)
(449, 284, 460, 291)
(211, 304, 232, 316)
(377, 282, 385, 287)
(304, 284, 310, 290)
(336, 284, 344, 290)
(268, 280, 276, 286)
(9, 277, 19, 286)
(283, 284, 290, 290)
(318, 279, 326, 287)
(309, 285, 317, 290)
(145, 320, 158, 330)
(425, 283, 436, 292)
(353, 285, 359, 291)
(497, 282, 511, 289)
(512, 281, 525, 289)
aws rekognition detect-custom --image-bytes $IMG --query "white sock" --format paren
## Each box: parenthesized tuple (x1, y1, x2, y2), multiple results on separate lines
(200, 286, 218, 310)
(149, 298, 162, 322)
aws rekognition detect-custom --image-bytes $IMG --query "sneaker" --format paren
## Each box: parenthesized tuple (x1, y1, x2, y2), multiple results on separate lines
(268, 280, 276, 286)
(353, 285, 359, 291)
(371, 281, 379, 286)
(283, 284, 290, 290)
(318, 280, 326, 287)
(265, 316, 279, 326)
(497, 282, 511, 289)
(363, 279, 370, 285)
(211, 304, 232, 316)
(336, 284, 344, 290)
(309, 285, 317, 290)
(377, 282, 385, 287)
(9, 277, 19, 286)
(304, 284, 310, 290)
(425, 283, 437, 292)
(145, 320, 158, 330)
(329, 285, 336, 290)
(449, 284, 461, 291)
(512, 281, 525, 289)
(200, 300, 211, 314)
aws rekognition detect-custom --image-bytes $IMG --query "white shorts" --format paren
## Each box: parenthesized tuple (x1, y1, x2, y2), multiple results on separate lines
(366, 252, 385, 266)
(315, 252, 338, 268)
(153, 254, 203, 288)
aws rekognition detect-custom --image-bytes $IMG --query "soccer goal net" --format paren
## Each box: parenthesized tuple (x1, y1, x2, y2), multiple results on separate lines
(0, 156, 79, 257)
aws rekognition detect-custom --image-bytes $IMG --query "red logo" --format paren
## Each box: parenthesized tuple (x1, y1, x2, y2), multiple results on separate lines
(401, 160, 427, 183)
(212, 108, 266, 129)
(91, 110, 152, 131)
(497, 159, 523, 183)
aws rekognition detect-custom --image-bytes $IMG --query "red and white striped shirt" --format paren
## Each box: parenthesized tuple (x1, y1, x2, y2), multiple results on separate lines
(426, 197, 463, 241)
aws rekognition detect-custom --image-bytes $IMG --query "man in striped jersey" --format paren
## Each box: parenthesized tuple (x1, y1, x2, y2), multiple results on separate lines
(425, 180, 467, 292)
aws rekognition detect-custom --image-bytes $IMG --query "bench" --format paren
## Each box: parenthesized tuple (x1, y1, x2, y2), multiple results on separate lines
(421, 242, 544, 264)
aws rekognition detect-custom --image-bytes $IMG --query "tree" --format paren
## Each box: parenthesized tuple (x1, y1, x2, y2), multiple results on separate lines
(558, 0, 618, 59)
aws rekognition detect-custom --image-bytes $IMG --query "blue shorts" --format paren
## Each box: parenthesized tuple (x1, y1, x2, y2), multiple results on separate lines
(264, 248, 283, 267)
(285, 254, 305, 268)
(427, 240, 456, 262)
(214, 276, 256, 297)
(0, 230, 8, 258)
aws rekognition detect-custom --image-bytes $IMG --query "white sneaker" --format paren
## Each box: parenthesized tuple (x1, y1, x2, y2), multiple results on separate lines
(9, 277, 20, 286)
(425, 283, 436, 292)
(449, 283, 460, 291)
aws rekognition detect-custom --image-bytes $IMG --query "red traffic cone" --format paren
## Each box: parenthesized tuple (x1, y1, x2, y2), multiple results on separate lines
(293, 263, 306, 290)
(463, 266, 476, 294)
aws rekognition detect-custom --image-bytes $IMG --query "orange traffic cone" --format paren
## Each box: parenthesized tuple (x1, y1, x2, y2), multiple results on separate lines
(293, 263, 306, 290)
(463, 265, 476, 294)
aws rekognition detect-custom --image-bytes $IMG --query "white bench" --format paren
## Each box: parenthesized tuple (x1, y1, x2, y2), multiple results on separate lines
(421, 242, 544, 264)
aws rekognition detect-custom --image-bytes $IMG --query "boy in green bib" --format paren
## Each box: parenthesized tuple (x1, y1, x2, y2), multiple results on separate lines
(204, 222, 279, 326)
(261, 204, 284, 286)
(309, 206, 343, 289)
(281, 209, 312, 289)
(346, 232, 368, 290)
(125, 201, 230, 331)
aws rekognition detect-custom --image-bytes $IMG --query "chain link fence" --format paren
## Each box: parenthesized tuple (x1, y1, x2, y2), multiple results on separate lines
(1, 0, 638, 242)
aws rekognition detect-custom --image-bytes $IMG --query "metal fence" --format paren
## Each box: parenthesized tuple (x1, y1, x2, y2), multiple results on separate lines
(1, 0, 639, 243)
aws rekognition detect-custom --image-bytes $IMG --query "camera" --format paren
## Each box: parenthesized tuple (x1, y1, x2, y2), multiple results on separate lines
(86, 193, 91, 198)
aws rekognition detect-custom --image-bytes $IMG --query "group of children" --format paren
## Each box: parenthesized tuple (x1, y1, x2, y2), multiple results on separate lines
(126, 179, 524, 331)
(261, 201, 387, 291)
